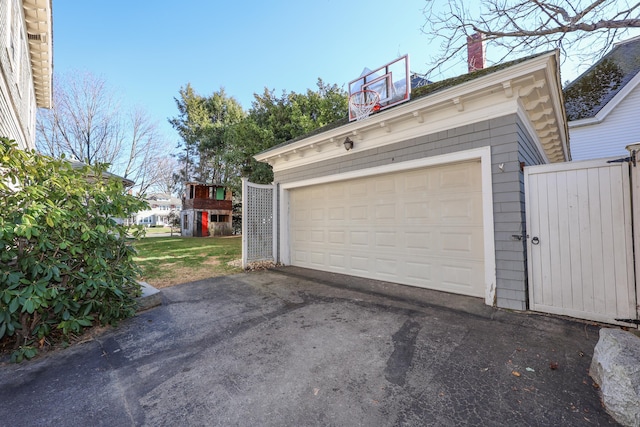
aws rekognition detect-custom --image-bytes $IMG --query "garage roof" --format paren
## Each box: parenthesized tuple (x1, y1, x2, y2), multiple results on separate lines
(257, 50, 569, 167)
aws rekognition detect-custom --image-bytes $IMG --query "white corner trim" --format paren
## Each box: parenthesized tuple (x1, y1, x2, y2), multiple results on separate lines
(278, 146, 497, 306)
(480, 147, 497, 306)
(568, 70, 640, 129)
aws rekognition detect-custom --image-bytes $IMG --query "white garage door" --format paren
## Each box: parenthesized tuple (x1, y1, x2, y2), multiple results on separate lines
(289, 161, 485, 297)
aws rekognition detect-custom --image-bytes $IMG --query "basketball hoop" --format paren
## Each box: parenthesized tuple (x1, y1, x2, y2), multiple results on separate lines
(349, 90, 381, 121)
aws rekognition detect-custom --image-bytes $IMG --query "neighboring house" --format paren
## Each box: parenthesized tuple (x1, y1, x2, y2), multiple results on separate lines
(564, 35, 640, 160)
(133, 193, 182, 227)
(70, 160, 135, 187)
(253, 51, 569, 311)
(0, 0, 53, 149)
(181, 182, 233, 237)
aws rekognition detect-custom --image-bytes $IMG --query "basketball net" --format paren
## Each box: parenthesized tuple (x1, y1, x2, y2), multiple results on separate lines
(349, 90, 381, 121)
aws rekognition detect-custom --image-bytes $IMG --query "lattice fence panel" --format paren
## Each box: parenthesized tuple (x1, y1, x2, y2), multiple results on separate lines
(242, 180, 275, 266)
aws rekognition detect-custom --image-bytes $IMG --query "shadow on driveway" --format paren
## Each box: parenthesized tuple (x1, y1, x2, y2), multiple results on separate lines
(0, 267, 617, 426)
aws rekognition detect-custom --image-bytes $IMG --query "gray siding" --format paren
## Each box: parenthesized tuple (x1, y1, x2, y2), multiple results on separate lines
(274, 114, 545, 310)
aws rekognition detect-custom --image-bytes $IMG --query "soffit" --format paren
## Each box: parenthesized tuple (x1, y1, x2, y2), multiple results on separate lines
(22, 0, 53, 109)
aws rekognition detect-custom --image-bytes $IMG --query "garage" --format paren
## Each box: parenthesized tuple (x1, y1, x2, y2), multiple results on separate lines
(251, 51, 569, 310)
(289, 161, 485, 298)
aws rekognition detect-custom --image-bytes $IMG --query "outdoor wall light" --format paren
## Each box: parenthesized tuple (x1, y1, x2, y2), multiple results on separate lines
(343, 137, 354, 151)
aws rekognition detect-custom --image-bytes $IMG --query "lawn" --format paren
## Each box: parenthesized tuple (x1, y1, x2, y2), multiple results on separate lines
(133, 236, 243, 288)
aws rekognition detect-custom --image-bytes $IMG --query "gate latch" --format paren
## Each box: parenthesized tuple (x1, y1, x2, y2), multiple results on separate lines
(531, 236, 540, 245)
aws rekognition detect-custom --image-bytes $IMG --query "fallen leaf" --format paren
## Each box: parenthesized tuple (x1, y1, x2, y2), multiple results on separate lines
(525, 367, 535, 372)
(313, 388, 319, 396)
(512, 371, 521, 377)
(549, 362, 559, 370)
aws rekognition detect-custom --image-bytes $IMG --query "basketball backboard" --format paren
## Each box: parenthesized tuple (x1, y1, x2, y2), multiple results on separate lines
(348, 55, 410, 121)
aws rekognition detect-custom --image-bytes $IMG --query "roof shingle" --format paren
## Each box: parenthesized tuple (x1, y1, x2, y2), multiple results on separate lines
(564, 36, 640, 121)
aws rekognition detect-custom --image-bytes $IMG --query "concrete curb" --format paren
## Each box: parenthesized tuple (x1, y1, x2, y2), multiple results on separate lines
(136, 281, 162, 311)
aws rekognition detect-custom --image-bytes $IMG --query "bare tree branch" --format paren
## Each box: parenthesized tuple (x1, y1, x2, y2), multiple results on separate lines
(421, 0, 640, 77)
(36, 71, 179, 194)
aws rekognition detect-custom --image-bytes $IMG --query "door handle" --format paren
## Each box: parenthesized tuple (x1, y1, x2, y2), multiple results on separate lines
(531, 236, 539, 245)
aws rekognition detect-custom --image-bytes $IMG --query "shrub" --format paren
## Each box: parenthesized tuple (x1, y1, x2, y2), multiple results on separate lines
(0, 138, 148, 361)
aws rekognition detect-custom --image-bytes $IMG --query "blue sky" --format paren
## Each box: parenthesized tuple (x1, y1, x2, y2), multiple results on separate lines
(53, 0, 440, 145)
(52, 1, 639, 147)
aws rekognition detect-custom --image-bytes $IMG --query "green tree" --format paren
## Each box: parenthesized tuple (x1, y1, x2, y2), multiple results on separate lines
(250, 79, 348, 144)
(224, 79, 348, 187)
(223, 118, 276, 188)
(0, 138, 148, 362)
(170, 79, 348, 191)
(169, 85, 245, 185)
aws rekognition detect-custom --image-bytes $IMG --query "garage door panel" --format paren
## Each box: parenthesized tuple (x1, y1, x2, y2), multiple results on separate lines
(329, 254, 346, 269)
(374, 204, 397, 220)
(438, 164, 481, 190)
(349, 182, 368, 197)
(350, 205, 369, 220)
(350, 256, 370, 273)
(329, 207, 345, 220)
(374, 257, 399, 277)
(406, 232, 433, 250)
(375, 176, 396, 193)
(440, 228, 484, 257)
(440, 197, 481, 222)
(374, 231, 397, 247)
(289, 161, 485, 298)
(350, 230, 369, 246)
(440, 261, 484, 295)
(404, 261, 434, 286)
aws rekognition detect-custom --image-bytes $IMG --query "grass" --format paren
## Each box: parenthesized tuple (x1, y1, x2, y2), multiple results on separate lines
(133, 236, 243, 288)
(144, 226, 173, 234)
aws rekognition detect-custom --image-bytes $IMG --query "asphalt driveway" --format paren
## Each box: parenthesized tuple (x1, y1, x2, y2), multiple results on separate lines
(0, 267, 617, 426)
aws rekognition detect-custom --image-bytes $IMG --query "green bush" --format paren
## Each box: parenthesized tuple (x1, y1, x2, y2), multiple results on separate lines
(0, 138, 148, 361)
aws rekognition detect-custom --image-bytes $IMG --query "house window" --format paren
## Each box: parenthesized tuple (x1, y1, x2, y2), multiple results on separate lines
(183, 214, 189, 230)
(216, 187, 225, 200)
(189, 185, 194, 199)
(210, 214, 229, 222)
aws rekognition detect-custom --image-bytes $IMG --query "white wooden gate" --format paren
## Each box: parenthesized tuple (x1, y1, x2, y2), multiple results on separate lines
(525, 158, 639, 326)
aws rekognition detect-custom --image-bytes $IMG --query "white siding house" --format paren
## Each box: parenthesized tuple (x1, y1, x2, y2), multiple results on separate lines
(0, 0, 53, 150)
(132, 194, 182, 227)
(565, 36, 640, 161)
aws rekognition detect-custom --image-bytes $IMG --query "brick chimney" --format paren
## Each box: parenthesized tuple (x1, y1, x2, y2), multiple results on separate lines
(467, 32, 485, 72)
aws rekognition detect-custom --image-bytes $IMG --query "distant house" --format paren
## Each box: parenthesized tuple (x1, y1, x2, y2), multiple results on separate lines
(181, 182, 233, 237)
(564, 35, 640, 160)
(0, 0, 53, 149)
(133, 193, 182, 227)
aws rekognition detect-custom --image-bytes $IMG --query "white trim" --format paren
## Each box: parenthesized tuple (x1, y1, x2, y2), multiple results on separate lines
(524, 156, 625, 175)
(279, 146, 497, 306)
(568, 70, 640, 129)
(516, 106, 550, 164)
